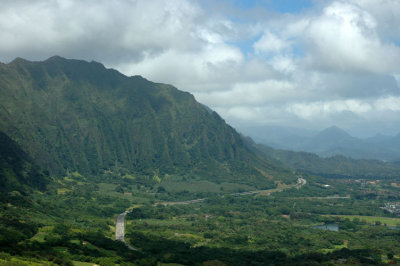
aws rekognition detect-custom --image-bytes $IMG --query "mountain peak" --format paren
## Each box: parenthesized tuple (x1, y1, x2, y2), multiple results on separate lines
(9, 56, 68, 66)
(9, 57, 30, 65)
(44, 55, 67, 62)
(322, 125, 348, 134)
(43, 56, 104, 67)
(316, 126, 352, 140)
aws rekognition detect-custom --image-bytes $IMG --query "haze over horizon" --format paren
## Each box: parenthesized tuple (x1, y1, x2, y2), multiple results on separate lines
(1, 0, 400, 138)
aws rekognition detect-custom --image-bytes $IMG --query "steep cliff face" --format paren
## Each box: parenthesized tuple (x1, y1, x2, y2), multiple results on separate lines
(0, 56, 290, 185)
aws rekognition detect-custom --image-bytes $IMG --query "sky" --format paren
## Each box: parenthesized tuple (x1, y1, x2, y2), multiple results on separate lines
(1, 0, 400, 138)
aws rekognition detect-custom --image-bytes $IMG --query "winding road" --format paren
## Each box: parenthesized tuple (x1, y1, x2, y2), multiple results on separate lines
(116, 177, 306, 250)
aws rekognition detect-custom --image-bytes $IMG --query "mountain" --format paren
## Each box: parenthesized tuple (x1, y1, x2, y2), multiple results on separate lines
(313, 126, 350, 140)
(295, 126, 377, 159)
(254, 125, 400, 161)
(297, 126, 400, 160)
(248, 140, 400, 179)
(301, 126, 355, 154)
(0, 56, 293, 186)
(366, 133, 400, 156)
(365, 133, 393, 144)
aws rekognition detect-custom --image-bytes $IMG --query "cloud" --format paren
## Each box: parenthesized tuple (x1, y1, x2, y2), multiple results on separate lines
(286, 99, 372, 120)
(117, 42, 244, 92)
(352, 0, 400, 41)
(303, 1, 400, 73)
(254, 31, 290, 54)
(375, 96, 400, 111)
(196, 79, 296, 106)
(0, 0, 400, 137)
(0, 0, 204, 63)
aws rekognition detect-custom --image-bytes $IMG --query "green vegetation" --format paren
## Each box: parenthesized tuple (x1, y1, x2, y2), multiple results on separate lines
(324, 215, 400, 227)
(0, 56, 294, 187)
(124, 186, 400, 265)
(1, 151, 400, 265)
(0, 131, 49, 196)
(1, 57, 400, 265)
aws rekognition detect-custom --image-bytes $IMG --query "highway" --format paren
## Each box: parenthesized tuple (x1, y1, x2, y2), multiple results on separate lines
(115, 210, 137, 251)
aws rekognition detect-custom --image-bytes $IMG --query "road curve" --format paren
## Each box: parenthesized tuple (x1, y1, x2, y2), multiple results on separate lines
(115, 211, 137, 251)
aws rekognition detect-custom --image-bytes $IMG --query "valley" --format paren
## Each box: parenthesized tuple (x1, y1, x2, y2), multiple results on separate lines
(0, 57, 399, 265)
(116, 177, 307, 250)
(120, 175, 400, 265)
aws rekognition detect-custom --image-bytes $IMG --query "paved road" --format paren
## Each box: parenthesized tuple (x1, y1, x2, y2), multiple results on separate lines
(154, 198, 207, 206)
(115, 211, 137, 251)
(115, 211, 128, 241)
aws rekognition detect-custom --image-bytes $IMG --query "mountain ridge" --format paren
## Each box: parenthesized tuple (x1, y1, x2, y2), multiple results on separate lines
(0, 56, 293, 186)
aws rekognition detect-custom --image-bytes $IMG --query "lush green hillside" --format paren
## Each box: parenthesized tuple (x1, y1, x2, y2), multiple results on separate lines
(0, 130, 50, 252)
(0, 56, 293, 186)
(0, 130, 49, 198)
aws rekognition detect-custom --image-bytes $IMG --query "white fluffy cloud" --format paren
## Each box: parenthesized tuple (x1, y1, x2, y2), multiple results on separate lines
(196, 79, 297, 107)
(0, 0, 204, 62)
(304, 1, 400, 73)
(254, 31, 290, 54)
(1, 0, 400, 136)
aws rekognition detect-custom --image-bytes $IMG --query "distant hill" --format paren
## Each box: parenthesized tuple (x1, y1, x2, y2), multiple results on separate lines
(366, 133, 400, 158)
(253, 125, 400, 161)
(0, 56, 294, 186)
(247, 139, 400, 180)
(294, 126, 398, 160)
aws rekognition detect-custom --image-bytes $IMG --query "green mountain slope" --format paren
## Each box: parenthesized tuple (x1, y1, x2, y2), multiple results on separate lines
(0, 56, 292, 186)
(0, 130, 48, 198)
(0, 130, 50, 248)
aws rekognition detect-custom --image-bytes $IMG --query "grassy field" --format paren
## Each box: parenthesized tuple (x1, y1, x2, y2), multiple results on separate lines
(30, 226, 54, 242)
(324, 215, 400, 226)
(0, 254, 56, 266)
(321, 242, 348, 254)
(97, 182, 151, 204)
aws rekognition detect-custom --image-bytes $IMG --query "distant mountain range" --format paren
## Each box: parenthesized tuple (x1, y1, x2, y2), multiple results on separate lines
(247, 139, 400, 180)
(250, 125, 400, 162)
